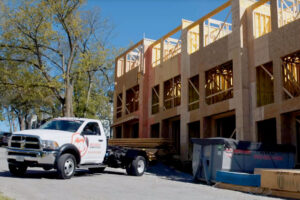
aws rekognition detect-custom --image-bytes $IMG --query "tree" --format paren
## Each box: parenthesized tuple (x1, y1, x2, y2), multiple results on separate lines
(0, 0, 115, 120)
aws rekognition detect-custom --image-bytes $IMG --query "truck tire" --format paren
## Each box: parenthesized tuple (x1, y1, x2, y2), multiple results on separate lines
(9, 164, 27, 177)
(56, 153, 76, 179)
(89, 167, 106, 173)
(126, 156, 146, 176)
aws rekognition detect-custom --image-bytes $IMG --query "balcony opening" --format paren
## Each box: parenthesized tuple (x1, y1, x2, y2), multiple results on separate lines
(164, 75, 181, 110)
(205, 61, 233, 105)
(126, 85, 139, 114)
(162, 116, 180, 155)
(253, 1, 271, 38)
(256, 62, 274, 107)
(123, 120, 139, 138)
(151, 85, 159, 114)
(203, 111, 235, 138)
(116, 93, 122, 118)
(150, 123, 160, 138)
(115, 126, 122, 138)
(188, 121, 200, 160)
(216, 115, 236, 139)
(278, 0, 300, 27)
(188, 75, 200, 111)
(282, 51, 300, 99)
(257, 118, 277, 145)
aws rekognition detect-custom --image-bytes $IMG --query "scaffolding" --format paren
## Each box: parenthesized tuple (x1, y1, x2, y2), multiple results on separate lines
(205, 61, 233, 105)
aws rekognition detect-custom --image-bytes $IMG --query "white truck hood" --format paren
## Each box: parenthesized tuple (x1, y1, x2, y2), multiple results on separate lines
(13, 129, 74, 142)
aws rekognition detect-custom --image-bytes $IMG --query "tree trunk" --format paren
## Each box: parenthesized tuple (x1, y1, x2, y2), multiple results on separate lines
(18, 115, 26, 130)
(83, 72, 93, 117)
(63, 82, 74, 117)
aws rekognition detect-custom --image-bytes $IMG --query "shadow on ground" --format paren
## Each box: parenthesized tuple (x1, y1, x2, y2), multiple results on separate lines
(0, 168, 128, 180)
(146, 162, 194, 183)
(0, 161, 195, 183)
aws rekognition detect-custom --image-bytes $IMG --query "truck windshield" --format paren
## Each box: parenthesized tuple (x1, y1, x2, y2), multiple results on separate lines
(40, 120, 83, 132)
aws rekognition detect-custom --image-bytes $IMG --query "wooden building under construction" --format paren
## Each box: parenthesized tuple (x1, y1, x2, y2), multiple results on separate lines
(112, 0, 300, 163)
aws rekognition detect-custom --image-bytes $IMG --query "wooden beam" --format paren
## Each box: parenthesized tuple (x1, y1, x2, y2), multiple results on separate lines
(150, 25, 182, 47)
(186, 0, 232, 31)
(283, 87, 294, 98)
(250, 0, 270, 10)
(205, 87, 233, 99)
(116, 39, 144, 60)
(188, 79, 200, 96)
(260, 65, 274, 79)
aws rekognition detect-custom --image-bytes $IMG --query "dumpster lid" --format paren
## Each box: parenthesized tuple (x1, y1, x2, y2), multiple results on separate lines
(236, 141, 296, 153)
(191, 138, 295, 153)
(191, 137, 237, 148)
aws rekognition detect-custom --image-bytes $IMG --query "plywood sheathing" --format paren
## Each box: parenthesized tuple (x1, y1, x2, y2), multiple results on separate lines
(113, 0, 300, 161)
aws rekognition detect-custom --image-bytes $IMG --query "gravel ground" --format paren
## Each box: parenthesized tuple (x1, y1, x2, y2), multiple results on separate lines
(0, 147, 283, 200)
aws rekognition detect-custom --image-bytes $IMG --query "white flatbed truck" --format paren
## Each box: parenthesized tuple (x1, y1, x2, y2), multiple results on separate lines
(6, 117, 148, 179)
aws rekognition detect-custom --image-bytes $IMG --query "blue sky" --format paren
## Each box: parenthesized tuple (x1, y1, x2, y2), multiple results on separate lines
(86, 0, 229, 48)
(0, 0, 229, 132)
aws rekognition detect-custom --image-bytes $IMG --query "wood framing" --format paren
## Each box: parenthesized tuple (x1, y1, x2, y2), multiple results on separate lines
(113, 0, 300, 161)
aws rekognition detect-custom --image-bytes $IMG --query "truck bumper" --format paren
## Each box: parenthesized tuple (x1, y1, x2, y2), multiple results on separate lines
(7, 148, 57, 166)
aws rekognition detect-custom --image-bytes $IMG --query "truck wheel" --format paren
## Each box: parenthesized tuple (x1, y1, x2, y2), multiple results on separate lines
(56, 153, 76, 179)
(9, 164, 27, 177)
(89, 167, 106, 173)
(126, 156, 146, 176)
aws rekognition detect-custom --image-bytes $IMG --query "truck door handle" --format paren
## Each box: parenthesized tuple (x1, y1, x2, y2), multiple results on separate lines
(98, 139, 103, 142)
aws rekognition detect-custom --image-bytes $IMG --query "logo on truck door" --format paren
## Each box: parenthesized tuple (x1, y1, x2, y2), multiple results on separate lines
(71, 133, 89, 157)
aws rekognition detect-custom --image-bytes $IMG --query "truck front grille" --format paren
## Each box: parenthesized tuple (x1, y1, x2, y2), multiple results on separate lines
(10, 135, 40, 150)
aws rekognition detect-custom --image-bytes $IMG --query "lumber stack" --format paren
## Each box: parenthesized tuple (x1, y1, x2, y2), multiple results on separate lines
(108, 138, 174, 161)
(108, 138, 173, 149)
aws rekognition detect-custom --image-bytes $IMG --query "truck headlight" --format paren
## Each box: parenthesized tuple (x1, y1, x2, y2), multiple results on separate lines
(41, 140, 59, 150)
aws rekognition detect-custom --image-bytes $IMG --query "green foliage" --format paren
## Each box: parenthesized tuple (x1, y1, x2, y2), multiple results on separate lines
(0, 0, 116, 129)
(0, 193, 12, 200)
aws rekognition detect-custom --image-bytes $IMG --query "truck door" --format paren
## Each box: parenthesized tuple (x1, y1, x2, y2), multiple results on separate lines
(80, 122, 106, 164)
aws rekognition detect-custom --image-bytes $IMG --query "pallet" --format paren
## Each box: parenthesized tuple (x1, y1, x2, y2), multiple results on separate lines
(215, 183, 300, 199)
